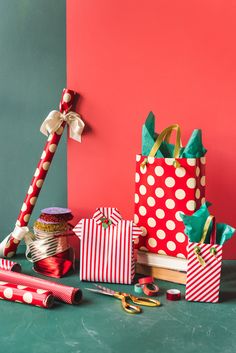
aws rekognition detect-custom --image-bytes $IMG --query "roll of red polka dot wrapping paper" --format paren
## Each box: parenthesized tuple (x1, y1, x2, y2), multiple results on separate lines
(0, 282, 54, 308)
(134, 155, 206, 258)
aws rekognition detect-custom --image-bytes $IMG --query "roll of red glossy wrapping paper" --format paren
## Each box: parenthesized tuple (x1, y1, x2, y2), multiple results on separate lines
(0, 259, 21, 272)
(0, 88, 84, 258)
(0, 282, 54, 308)
(0, 269, 83, 304)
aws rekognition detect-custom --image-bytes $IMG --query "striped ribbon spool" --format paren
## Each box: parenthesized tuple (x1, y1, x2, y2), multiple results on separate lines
(25, 227, 74, 278)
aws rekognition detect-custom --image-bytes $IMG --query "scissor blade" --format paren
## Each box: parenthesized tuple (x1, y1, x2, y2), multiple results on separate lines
(94, 284, 116, 295)
(85, 288, 114, 296)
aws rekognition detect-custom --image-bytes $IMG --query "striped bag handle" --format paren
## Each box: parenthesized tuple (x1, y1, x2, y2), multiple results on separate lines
(141, 124, 181, 168)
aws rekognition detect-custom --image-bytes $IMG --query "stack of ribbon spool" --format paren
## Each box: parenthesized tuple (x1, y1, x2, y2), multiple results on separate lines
(25, 207, 74, 278)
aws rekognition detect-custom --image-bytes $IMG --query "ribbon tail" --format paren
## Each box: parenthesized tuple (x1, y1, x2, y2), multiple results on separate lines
(0, 234, 13, 257)
(69, 118, 85, 142)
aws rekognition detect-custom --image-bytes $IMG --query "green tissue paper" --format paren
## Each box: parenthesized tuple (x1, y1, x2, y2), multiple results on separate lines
(180, 203, 235, 245)
(141, 112, 207, 158)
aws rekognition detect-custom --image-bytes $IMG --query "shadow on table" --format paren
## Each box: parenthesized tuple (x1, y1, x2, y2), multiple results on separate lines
(220, 261, 236, 302)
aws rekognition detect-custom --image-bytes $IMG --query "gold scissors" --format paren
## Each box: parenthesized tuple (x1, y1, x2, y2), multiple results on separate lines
(85, 284, 161, 314)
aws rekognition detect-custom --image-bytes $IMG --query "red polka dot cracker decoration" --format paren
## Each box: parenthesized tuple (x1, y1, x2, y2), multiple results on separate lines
(0, 282, 54, 308)
(0, 89, 84, 258)
(134, 155, 206, 258)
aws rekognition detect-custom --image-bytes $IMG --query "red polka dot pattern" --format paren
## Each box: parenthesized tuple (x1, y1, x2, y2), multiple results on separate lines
(134, 155, 206, 258)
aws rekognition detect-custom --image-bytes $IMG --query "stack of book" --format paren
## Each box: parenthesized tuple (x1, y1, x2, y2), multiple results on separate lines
(136, 251, 187, 284)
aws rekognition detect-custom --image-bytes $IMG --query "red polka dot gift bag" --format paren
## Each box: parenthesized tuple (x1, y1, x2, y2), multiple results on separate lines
(134, 119, 206, 259)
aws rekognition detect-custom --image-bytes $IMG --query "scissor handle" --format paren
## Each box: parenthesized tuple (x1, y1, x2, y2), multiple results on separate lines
(121, 296, 142, 314)
(129, 295, 161, 307)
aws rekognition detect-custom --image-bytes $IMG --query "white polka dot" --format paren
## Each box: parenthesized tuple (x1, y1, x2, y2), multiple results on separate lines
(30, 197, 37, 205)
(175, 167, 186, 177)
(175, 189, 186, 200)
(139, 206, 147, 216)
(140, 164, 147, 174)
(47, 134, 53, 141)
(176, 232, 186, 243)
(147, 218, 156, 227)
(186, 200, 196, 211)
(195, 188, 201, 199)
(134, 214, 139, 224)
(43, 161, 50, 171)
(158, 250, 166, 255)
(156, 229, 166, 239)
(148, 237, 157, 248)
(24, 214, 30, 222)
(36, 179, 43, 188)
(56, 126, 64, 135)
(21, 203, 27, 212)
(6, 252, 15, 258)
(175, 211, 183, 222)
(134, 237, 139, 245)
(200, 157, 206, 165)
(201, 197, 206, 205)
(34, 168, 40, 177)
(140, 226, 147, 236)
(28, 185, 33, 194)
(177, 253, 186, 259)
(167, 241, 176, 251)
(36, 289, 48, 294)
(140, 246, 148, 251)
(63, 92, 71, 103)
(166, 220, 176, 230)
(200, 176, 205, 186)
(0, 281, 8, 285)
(41, 150, 46, 159)
(165, 158, 175, 166)
(135, 194, 139, 204)
(139, 185, 147, 195)
(23, 292, 33, 304)
(17, 285, 27, 290)
(147, 197, 155, 207)
(156, 209, 165, 219)
(3, 288, 13, 299)
(155, 187, 164, 198)
(187, 178, 196, 189)
(136, 155, 141, 162)
(165, 199, 175, 209)
(135, 173, 140, 183)
(165, 177, 175, 187)
(147, 156, 155, 164)
(16, 220, 21, 226)
(49, 144, 57, 153)
(196, 166, 200, 177)
(187, 159, 196, 166)
(155, 166, 164, 176)
(147, 175, 155, 186)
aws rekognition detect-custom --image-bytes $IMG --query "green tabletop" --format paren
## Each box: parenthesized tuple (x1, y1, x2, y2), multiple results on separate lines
(0, 248, 235, 353)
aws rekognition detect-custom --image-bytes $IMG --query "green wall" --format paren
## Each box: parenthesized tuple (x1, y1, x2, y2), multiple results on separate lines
(0, 0, 66, 238)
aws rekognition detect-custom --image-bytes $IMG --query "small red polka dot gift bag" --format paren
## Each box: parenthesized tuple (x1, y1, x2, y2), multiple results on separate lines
(134, 121, 206, 259)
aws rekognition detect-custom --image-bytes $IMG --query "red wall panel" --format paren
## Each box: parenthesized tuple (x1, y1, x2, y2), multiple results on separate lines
(67, 0, 236, 258)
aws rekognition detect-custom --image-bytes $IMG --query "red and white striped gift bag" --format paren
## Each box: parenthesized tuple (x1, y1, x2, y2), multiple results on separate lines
(185, 216, 223, 303)
(73, 208, 142, 284)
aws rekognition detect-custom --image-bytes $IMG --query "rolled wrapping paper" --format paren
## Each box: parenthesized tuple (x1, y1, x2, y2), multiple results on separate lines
(0, 269, 82, 304)
(0, 282, 54, 308)
(0, 89, 84, 258)
(0, 259, 21, 272)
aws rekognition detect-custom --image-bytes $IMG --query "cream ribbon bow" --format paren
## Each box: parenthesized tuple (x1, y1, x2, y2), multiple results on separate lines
(40, 110, 85, 142)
